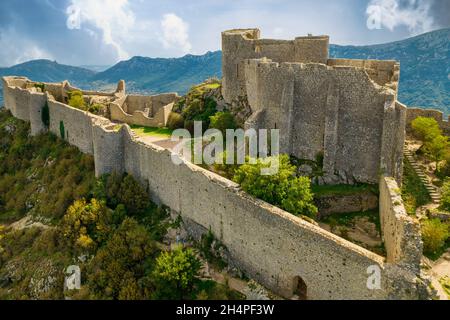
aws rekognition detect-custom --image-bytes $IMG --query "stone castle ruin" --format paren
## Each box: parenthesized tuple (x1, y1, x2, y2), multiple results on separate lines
(222, 29, 405, 185)
(1, 27, 437, 300)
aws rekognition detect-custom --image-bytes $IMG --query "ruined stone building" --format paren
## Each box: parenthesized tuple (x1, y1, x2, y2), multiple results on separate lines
(222, 29, 405, 185)
(1, 27, 433, 300)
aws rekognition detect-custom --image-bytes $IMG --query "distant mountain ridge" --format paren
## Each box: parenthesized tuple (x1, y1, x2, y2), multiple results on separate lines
(0, 28, 448, 113)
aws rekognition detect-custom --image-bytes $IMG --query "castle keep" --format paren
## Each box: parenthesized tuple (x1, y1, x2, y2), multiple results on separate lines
(1, 27, 433, 300)
(222, 29, 405, 185)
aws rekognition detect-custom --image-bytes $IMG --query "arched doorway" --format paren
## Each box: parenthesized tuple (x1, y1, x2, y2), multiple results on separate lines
(293, 276, 308, 300)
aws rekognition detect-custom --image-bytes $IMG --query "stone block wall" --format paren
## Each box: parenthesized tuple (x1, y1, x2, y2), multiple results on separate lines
(379, 176, 423, 272)
(3, 76, 429, 300)
(243, 59, 404, 185)
(110, 93, 178, 128)
(222, 28, 329, 103)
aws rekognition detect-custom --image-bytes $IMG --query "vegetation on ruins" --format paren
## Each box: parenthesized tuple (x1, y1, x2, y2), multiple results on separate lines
(440, 179, 450, 212)
(232, 154, 318, 218)
(67, 90, 86, 110)
(172, 80, 226, 134)
(0, 110, 240, 300)
(421, 219, 450, 256)
(209, 111, 237, 135)
(130, 125, 173, 138)
(167, 112, 185, 130)
(411, 117, 450, 169)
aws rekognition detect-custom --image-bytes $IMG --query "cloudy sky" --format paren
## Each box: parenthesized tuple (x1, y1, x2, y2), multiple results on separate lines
(0, 0, 448, 67)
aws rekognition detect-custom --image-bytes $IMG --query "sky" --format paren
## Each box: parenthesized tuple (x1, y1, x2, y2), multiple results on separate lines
(0, 0, 448, 67)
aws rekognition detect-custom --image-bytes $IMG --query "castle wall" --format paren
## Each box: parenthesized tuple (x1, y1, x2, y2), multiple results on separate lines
(379, 176, 422, 272)
(117, 124, 423, 299)
(381, 102, 407, 184)
(48, 99, 95, 155)
(92, 121, 125, 177)
(244, 60, 402, 184)
(328, 59, 399, 89)
(2, 75, 428, 300)
(222, 29, 329, 103)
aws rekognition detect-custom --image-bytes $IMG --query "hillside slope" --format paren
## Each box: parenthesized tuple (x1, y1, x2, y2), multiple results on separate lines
(91, 51, 222, 95)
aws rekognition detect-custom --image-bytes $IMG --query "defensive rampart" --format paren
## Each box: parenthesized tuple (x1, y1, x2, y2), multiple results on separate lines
(2, 75, 429, 300)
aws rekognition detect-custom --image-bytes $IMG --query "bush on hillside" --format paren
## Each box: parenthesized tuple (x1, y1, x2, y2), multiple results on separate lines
(421, 219, 450, 255)
(411, 117, 441, 142)
(232, 154, 318, 218)
(167, 112, 185, 130)
(209, 111, 237, 135)
(152, 246, 202, 299)
(67, 90, 86, 110)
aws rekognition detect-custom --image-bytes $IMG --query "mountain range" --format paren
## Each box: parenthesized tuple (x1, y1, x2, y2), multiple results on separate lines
(0, 28, 448, 113)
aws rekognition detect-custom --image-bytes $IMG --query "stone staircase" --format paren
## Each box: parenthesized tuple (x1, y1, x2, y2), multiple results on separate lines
(403, 146, 441, 204)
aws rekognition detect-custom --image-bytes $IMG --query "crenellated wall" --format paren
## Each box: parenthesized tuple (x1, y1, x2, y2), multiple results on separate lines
(2, 76, 429, 300)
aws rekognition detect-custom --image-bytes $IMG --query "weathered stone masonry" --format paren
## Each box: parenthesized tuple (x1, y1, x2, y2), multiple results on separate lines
(223, 29, 404, 185)
(3, 75, 428, 300)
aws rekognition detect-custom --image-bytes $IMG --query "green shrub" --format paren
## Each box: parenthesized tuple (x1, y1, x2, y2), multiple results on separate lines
(153, 246, 202, 299)
(423, 134, 450, 164)
(167, 112, 185, 130)
(87, 103, 104, 114)
(440, 179, 450, 211)
(411, 117, 441, 142)
(209, 111, 237, 134)
(33, 83, 45, 92)
(67, 91, 86, 110)
(421, 219, 450, 255)
(232, 154, 318, 218)
(437, 154, 450, 179)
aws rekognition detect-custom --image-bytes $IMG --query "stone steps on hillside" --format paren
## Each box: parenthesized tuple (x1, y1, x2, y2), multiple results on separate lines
(403, 147, 441, 205)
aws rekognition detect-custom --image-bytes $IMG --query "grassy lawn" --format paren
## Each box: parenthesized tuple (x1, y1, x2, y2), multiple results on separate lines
(130, 125, 173, 138)
(312, 184, 378, 197)
(401, 159, 432, 215)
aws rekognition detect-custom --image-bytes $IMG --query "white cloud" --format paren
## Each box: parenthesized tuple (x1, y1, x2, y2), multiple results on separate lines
(0, 28, 53, 66)
(160, 13, 192, 53)
(366, 0, 435, 34)
(66, 0, 136, 61)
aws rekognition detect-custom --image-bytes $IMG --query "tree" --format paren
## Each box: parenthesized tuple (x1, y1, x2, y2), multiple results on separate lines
(232, 154, 318, 218)
(62, 198, 112, 251)
(209, 111, 237, 135)
(67, 90, 86, 110)
(117, 175, 151, 217)
(440, 179, 450, 211)
(423, 134, 450, 167)
(86, 217, 155, 300)
(167, 112, 185, 130)
(421, 219, 450, 255)
(153, 246, 202, 299)
(411, 117, 441, 142)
